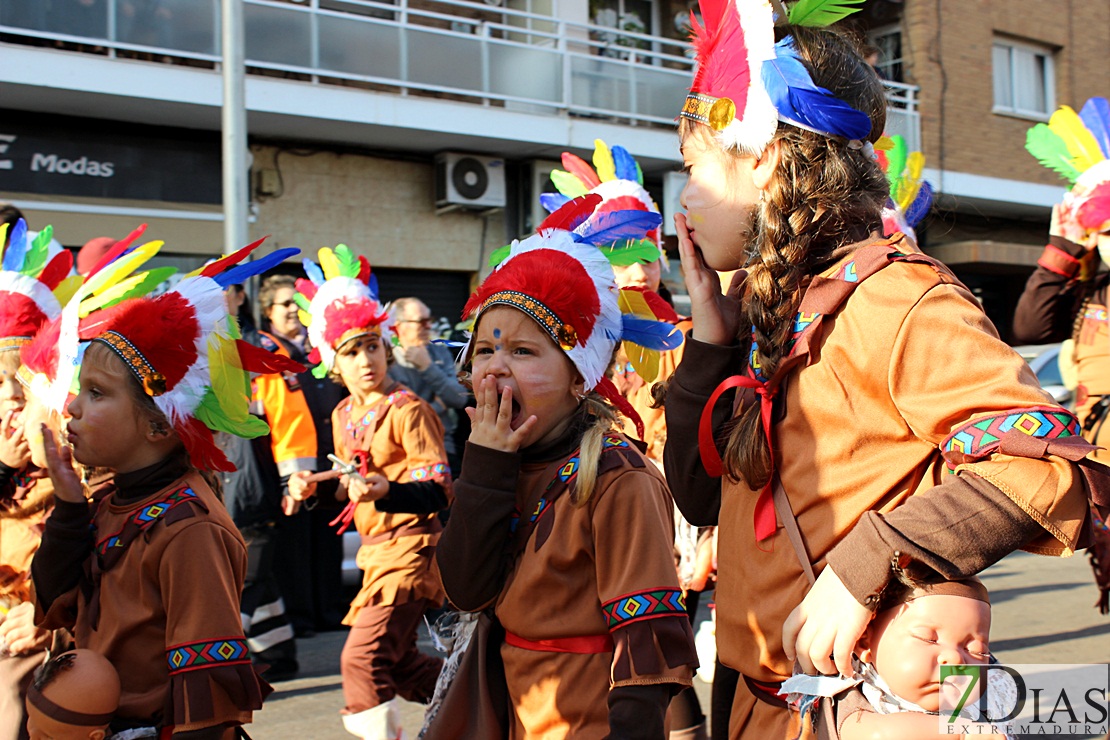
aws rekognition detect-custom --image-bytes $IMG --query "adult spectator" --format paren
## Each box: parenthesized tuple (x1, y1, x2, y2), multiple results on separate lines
(258, 274, 349, 635)
(387, 297, 468, 474)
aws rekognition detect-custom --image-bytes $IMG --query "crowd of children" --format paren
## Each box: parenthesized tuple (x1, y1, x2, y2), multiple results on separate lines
(0, 0, 1107, 738)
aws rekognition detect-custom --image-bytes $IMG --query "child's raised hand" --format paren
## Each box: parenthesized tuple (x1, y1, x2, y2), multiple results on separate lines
(465, 375, 536, 453)
(346, 473, 389, 504)
(40, 423, 85, 505)
(675, 213, 742, 346)
(0, 411, 30, 470)
(287, 470, 317, 501)
(1050, 202, 1090, 247)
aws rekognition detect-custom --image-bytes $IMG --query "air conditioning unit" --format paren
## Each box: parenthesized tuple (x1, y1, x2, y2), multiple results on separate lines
(662, 171, 687, 236)
(435, 153, 506, 209)
(526, 159, 562, 234)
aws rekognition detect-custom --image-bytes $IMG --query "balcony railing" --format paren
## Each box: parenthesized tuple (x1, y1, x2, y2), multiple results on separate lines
(1, 0, 918, 137)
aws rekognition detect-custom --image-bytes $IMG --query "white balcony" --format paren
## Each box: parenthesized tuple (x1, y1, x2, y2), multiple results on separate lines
(0, 0, 919, 144)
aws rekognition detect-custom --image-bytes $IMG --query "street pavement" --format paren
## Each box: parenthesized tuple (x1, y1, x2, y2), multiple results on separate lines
(248, 550, 1108, 739)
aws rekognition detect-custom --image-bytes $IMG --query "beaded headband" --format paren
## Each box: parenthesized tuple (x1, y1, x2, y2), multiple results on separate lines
(92, 330, 167, 397)
(480, 290, 578, 352)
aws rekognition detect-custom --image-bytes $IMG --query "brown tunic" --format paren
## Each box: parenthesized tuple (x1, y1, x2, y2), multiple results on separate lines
(666, 235, 1095, 689)
(440, 433, 698, 739)
(0, 470, 52, 609)
(332, 384, 450, 625)
(39, 470, 266, 733)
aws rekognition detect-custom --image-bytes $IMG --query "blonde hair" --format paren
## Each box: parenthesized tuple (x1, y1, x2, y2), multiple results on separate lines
(569, 394, 622, 507)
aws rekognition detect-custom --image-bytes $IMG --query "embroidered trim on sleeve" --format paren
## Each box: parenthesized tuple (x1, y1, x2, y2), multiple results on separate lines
(601, 588, 687, 630)
(941, 406, 1082, 468)
(409, 463, 450, 481)
(167, 637, 251, 674)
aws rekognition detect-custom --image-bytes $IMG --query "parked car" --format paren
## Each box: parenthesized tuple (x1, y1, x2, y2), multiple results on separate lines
(1014, 343, 1073, 407)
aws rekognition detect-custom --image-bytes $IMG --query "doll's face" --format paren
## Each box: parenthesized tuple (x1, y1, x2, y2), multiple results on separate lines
(470, 306, 582, 450)
(859, 594, 991, 712)
(0, 351, 25, 418)
(678, 124, 762, 272)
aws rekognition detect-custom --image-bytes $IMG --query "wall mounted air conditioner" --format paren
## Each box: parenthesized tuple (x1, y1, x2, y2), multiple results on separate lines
(662, 171, 687, 236)
(435, 153, 506, 209)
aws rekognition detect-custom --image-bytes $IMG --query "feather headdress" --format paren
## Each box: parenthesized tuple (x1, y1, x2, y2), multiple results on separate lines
(294, 244, 388, 378)
(1026, 98, 1110, 233)
(680, 0, 870, 155)
(0, 219, 80, 353)
(464, 195, 681, 437)
(69, 239, 304, 472)
(876, 135, 933, 240)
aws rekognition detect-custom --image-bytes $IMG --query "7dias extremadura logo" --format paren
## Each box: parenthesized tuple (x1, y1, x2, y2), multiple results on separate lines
(940, 664, 1109, 736)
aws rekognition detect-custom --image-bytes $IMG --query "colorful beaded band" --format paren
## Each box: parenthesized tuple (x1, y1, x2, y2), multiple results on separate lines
(680, 93, 736, 132)
(93, 330, 167, 397)
(0, 337, 30, 352)
(481, 290, 578, 351)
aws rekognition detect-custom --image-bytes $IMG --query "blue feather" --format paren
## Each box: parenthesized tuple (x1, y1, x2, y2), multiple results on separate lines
(303, 259, 326, 286)
(612, 146, 639, 182)
(2, 219, 28, 272)
(1080, 97, 1110, 158)
(215, 248, 300, 287)
(621, 316, 684, 351)
(539, 192, 571, 214)
(903, 181, 934, 228)
(367, 273, 379, 301)
(763, 38, 871, 141)
(574, 210, 663, 247)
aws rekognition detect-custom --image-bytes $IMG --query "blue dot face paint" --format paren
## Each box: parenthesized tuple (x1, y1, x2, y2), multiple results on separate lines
(495, 345, 502, 351)
(492, 328, 502, 339)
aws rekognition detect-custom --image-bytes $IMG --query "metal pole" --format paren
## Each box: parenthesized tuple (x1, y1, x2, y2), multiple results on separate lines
(222, 0, 249, 253)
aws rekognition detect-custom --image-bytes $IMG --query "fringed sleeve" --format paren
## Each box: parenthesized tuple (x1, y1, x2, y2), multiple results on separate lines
(592, 466, 698, 690)
(160, 520, 270, 731)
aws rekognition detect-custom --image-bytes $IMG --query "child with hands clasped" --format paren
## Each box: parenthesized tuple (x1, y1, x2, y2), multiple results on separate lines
(29, 238, 296, 737)
(286, 246, 450, 740)
(662, 1, 1106, 738)
(431, 195, 697, 739)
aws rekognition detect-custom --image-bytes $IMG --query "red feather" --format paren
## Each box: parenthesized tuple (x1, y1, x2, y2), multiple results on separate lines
(357, 255, 372, 285)
(0, 294, 49, 341)
(538, 194, 603, 234)
(322, 300, 389, 349)
(463, 249, 600, 345)
(236, 339, 305, 375)
(560, 152, 601, 190)
(596, 376, 644, 440)
(689, 0, 751, 114)
(176, 415, 235, 472)
(200, 236, 269, 278)
(622, 286, 681, 323)
(37, 251, 73, 291)
(19, 318, 61, 380)
(1077, 183, 1110, 231)
(87, 224, 147, 277)
(295, 278, 318, 302)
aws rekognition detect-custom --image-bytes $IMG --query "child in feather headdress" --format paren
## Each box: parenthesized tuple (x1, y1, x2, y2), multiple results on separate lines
(284, 245, 450, 740)
(29, 237, 299, 737)
(663, 2, 1108, 739)
(428, 195, 696, 740)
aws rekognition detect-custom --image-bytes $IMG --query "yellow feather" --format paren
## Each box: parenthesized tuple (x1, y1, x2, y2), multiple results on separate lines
(623, 340, 660, 383)
(298, 309, 312, 327)
(78, 272, 149, 317)
(1049, 106, 1104, 174)
(53, 275, 83, 306)
(319, 247, 340, 281)
(80, 242, 162, 299)
(593, 139, 616, 182)
(618, 288, 654, 319)
(874, 135, 895, 152)
(0, 223, 7, 264)
(895, 153, 926, 210)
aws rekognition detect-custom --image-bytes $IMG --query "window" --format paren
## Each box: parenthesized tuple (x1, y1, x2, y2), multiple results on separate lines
(866, 26, 903, 83)
(993, 38, 1055, 119)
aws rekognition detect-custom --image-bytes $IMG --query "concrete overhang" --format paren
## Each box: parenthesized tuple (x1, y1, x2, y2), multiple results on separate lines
(925, 240, 1042, 273)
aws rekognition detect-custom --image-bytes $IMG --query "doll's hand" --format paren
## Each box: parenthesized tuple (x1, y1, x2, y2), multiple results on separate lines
(1050, 202, 1091, 247)
(0, 411, 30, 470)
(0, 602, 50, 656)
(675, 213, 743, 346)
(782, 565, 871, 678)
(465, 375, 536, 453)
(346, 473, 389, 504)
(287, 470, 317, 501)
(40, 424, 85, 505)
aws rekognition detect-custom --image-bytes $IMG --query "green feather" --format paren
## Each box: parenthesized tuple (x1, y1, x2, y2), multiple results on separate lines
(312, 363, 329, 379)
(195, 390, 269, 438)
(550, 170, 589, 198)
(1026, 125, 1082, 183)
(293, 293, 312, 312)
(787, 0, 864, 26)
(24, 225, 52, 275)
(635, 162, 644, 186)
(602, 240, 661, 266)
(885, 135, 907, 191)
(335, 243, 360, 279)
(487, 244, 512, 268)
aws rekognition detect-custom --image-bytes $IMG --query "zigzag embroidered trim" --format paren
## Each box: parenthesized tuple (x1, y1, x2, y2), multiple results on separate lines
(344, 389, 413, 438)
(166, 637, 251, 674)
(93, 331, 167, 397)
(95, 486, 199, 556)
(941, 407, 1082, 468)
(601, 588, 686, 630)
(409, 463, 450, 481)
(481, 290, 577, 351)
(1085, 305, 1108, 322)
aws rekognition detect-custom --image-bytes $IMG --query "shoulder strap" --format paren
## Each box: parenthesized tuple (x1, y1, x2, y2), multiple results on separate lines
(771, 475, 815, 585)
